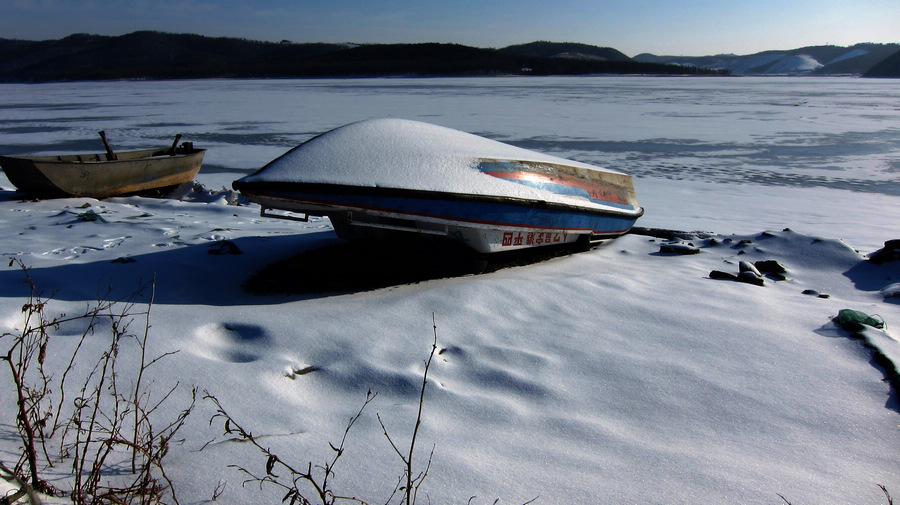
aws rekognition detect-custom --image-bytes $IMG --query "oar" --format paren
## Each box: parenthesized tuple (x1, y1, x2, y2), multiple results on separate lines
(98, 131, 117, 160)
(168, 134, 183, 155)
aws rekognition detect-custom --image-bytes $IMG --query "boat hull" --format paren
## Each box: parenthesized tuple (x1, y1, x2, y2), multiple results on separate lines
(232, 119, 643, 254)
(0, 147, 205, 198)
(234, 181, 642, 253)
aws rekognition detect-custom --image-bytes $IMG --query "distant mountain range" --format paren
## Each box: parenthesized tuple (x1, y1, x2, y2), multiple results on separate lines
(0, 32, 897, 82)
(0, 33, 725, 82)
(634, 43, 900, 76)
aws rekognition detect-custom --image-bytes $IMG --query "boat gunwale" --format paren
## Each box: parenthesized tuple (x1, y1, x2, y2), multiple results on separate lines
(233, 180, 645, 219)
(0, 147, 206, 165)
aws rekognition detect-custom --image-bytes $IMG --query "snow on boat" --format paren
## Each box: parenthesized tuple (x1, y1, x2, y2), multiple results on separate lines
(0, 133, 204, 198)
(233, 119, 643, 253)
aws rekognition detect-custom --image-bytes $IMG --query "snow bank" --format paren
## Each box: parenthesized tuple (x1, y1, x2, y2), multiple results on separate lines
(0, 178, 897, 505)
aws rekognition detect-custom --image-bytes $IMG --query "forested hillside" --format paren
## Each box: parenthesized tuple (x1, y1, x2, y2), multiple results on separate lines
(0, 32, 726, 82)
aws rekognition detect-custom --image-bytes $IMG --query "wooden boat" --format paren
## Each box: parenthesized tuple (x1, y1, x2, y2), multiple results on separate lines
(233, 119, 643, 253)
(0, 133, 204, 198)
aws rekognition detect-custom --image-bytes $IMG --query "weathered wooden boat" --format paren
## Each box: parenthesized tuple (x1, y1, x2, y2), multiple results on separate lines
(0, 133, 204, 198)
(233, 119, 643, 253)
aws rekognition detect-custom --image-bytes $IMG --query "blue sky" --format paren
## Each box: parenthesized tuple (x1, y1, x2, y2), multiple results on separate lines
(1, 0, 897, 56)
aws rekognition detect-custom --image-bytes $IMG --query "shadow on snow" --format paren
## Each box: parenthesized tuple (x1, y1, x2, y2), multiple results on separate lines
(0, 233, 592, 305)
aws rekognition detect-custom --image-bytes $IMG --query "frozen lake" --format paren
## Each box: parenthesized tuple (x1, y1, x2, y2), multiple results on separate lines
(2, 75, 899, 251)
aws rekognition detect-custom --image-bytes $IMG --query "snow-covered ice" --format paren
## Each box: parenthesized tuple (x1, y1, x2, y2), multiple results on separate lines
(0, 76, 898, 505)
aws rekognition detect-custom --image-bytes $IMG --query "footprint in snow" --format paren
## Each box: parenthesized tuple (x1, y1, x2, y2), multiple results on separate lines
(103, 235, 132, 249)
(43, 245, 103, 260)
(190, 322, 270, 363)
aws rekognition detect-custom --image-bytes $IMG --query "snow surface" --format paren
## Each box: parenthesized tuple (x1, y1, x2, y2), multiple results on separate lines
(764, 54, 823, 74)
(827, 48, 869, 66)
(0, 76, 899, 505)
(239, 118, 632, 210)
(659, 49, 869, 76)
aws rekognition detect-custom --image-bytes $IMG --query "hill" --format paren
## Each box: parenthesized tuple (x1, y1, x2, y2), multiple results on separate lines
(497, 41, 630, 61)
(864, 49, 900, 77)
(634, 43, 900, 76)
(0, 32, 725, 82)
(0, 31, 349, 81)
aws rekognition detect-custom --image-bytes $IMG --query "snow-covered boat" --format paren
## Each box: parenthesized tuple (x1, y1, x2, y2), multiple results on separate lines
(233, 119, 643, 253)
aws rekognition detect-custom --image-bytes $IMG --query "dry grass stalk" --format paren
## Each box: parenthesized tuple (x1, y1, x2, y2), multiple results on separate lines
(1, 258, 194, 504)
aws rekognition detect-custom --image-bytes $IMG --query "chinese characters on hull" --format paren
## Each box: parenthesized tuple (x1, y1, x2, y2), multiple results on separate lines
(501, 231, 568, 247)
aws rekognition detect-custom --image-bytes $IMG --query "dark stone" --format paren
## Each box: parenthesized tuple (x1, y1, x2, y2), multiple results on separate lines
(737, 271, 765, 286)
(868, 239, 900, 264)
(755, 260, 787, 273)
(710, 270, 738, 280)
(659, 243, 700, 255)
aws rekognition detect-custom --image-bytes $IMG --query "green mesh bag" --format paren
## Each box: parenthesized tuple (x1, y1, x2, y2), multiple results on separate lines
(832, 309, 885, 332)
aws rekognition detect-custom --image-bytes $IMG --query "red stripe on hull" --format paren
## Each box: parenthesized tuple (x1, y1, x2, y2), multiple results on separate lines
(481, 170, 630, 206)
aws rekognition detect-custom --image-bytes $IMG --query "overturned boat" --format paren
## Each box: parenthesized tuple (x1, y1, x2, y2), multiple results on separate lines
(0, 133, 204, 198)
(233, 119, 643, 253)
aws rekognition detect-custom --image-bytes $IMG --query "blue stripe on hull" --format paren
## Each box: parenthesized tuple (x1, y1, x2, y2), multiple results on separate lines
(257, 189, 638, 235)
